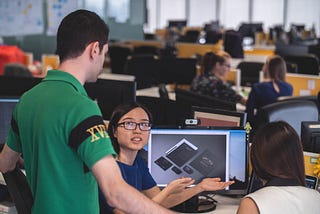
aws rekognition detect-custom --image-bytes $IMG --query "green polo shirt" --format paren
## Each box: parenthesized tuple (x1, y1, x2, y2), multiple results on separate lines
(6, 70, 116, 214)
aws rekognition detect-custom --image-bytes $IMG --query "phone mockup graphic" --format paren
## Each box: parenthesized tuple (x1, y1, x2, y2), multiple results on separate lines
(165, 138, 198, 167)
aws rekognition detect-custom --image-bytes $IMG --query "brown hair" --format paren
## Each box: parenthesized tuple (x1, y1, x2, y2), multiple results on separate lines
(251, 121, 306, 186)
(265, 55, 287, 81)
(200, 52, 228, 74)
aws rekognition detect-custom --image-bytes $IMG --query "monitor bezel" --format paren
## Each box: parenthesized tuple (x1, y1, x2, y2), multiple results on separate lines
(148, 126, 249, 196)
(192, 106, 247, 128)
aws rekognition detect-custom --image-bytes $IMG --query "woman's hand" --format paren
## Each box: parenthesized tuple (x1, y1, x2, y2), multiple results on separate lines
(198, 177, 235, 191)
(164, 177, 195, 195)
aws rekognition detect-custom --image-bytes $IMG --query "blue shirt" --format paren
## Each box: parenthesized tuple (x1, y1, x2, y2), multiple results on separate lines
(245, 81, 293, 127)
(99, 154, 156, 213)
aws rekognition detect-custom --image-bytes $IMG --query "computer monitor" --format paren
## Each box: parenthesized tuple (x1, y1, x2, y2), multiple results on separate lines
(238, 23, 264, 38)
(0, 97, 19, 145)
(192, 106, 247, 127)
(168, 20, 187, 30)
(148, 127, 248, 196)
(84, 78, 136, 120)
(0, 76, 42, 96)
(301, 121, 320, 153)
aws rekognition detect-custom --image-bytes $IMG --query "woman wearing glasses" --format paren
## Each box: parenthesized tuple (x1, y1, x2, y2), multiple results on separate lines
(190, 51, 246, 105)
(99, 102, 234, 213)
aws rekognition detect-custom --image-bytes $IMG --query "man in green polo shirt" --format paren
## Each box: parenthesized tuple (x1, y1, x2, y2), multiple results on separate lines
(0, 10, 175, 214)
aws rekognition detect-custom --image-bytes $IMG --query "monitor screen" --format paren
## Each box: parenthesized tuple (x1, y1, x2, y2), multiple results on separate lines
(301, 121, 320, 153)
(192, 106, 247, 127)
(168, 20, 187, 29)
(148, 127, 248, 195)
(0, 97, 19, 145)
(84, 78, 136, 120)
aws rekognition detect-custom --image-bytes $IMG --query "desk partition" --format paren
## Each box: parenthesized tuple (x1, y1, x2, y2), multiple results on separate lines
(286, 73, 320, 96)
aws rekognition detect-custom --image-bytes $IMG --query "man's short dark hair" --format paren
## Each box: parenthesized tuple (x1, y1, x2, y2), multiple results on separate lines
(56, 9, 109, 62)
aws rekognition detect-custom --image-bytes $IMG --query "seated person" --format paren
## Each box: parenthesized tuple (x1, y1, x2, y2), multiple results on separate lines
(190, 51, 246, 105)
(99, 102, 234, 213)
(237, 121, 320, 214)
(245, 55, 293, 128)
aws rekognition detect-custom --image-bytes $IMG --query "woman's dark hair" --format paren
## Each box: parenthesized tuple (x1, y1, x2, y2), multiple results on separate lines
(107, 102, 153, 154)
(267, 55, 287, 82)
(56, 10, 109, 62)
(200, 52, 225, 74)
(251, 121, 306, 186)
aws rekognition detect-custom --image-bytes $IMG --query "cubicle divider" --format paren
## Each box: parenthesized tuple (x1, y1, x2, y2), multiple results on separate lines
(286, 73, 320, 96)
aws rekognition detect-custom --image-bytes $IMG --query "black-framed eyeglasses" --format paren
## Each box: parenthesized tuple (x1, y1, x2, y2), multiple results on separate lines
(117, 121, 152, 131)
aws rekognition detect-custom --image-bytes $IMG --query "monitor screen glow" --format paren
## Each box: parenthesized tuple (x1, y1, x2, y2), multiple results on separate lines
(148, 127, 248, 195)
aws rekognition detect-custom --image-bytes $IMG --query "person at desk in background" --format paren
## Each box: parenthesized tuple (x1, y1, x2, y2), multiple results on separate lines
(0, 10, 175, 214)
(100, 102, 234, 213)
(190, 51, 247, 105)
(245, 55, 293, 129)
(237, 121, 320, 214)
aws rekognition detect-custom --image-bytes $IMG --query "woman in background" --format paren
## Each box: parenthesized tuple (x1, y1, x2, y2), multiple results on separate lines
(100, 102, 234, 213)
(190, 51, 246, 105)
(237, 121, 320, 214)
(245, 55, 293, 128)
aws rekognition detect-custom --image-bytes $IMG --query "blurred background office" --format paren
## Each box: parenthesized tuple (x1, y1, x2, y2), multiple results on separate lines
(0, 0, 320, 60)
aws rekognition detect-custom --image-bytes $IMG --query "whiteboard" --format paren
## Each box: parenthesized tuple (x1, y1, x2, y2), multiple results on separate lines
(46, 0, 79, 35)
(0, 0, 44, 36)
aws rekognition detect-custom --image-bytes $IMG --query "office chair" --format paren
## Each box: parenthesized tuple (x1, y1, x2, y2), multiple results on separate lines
(255, 100, 319, 136)
(223, 30, 244, 58)
(284, 54, 320, 75)
(132, 45, 161, 57)
(205, 30, 222, 44)
(3, 63, 33, 77)
(3, 167, 33, 214)
(286, 62, 298, 73)
(108, 45, 133, 74)
(158, 58, 197, 85)
(175, 88, 237, 111)
(136, 96, 191, 126)
(179, 30, 200, 43)
(158, 83, 169, 100)
(278, 95, 320, 115)
(237, 61, 264, 87)
(124, 55, 159, 89)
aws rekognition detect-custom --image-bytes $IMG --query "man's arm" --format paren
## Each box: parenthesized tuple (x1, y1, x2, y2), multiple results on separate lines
(0, 144, 20, 173)
(92, 155, 176, 214)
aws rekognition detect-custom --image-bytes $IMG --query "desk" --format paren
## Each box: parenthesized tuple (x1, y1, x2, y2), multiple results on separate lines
(183, 194, 241, 214)
(209, 194, 241, 214)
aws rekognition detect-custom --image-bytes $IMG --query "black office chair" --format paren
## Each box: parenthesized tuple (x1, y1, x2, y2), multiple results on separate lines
(237, 61, 264, 87)
(136, 96, 191, 126)
(124, 55, 159, 89)
(205, 30, 222, 44)
(255, 100, 319, 136)
(132, 45, 161, 57)
(179, 30, 200, 43)
(158, 58, 197, 85)
(3, 63, 33, 77)
(284, 54, 320, 75)
(223, 30, 244, 58)
(286, 62, 298, 73)
(175, 88, 237, 111)
(3, 167, 33, 214)
(108, 45, 133, 74)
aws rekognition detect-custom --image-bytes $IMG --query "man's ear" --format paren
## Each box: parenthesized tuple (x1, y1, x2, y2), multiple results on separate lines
(89, 41, 100, 58)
